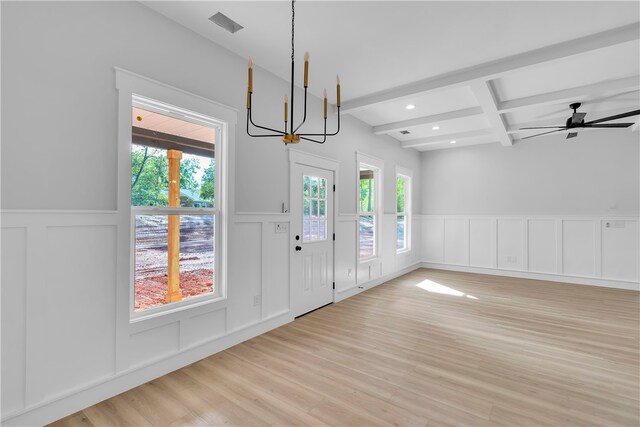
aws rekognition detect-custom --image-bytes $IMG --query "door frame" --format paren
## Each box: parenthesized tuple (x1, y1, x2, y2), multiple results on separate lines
(288, 149, 340, 315)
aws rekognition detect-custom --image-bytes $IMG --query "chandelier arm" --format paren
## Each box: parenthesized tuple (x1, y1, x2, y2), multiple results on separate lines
(300, 135, 326, 144)
(247, 109, 285, 137)
(248, 105, 286, 135)
(299, 109, 339, 136)
(293, 87, 308, 134)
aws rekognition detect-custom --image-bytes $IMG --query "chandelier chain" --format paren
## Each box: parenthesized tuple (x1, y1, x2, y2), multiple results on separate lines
(291, 0, 295, 62)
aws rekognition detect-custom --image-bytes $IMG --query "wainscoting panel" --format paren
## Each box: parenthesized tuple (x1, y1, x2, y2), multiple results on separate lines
(1, 227, 27, 414)
(563, 220, 596, 278)
(469, 219, 494, 268)
(185, 308, 227, 348)
(602, 220, 639, 282)
(335, 216, 357, 292)
(497, 219, 524, 271)
(43, 225, 118, 397)
(263, 222, 290, 318)
(423, 218, 444, 263)
(418, 215, 639, 290)
(129, 322, 180, 369)
(528, 219, 557, 274)
(444, 218, 467, 265)
(226, 222, 262, 330)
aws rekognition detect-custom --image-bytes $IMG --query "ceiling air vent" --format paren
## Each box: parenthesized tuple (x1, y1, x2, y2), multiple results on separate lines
(209, 12, 244, 34)
(399, 130, 411, 135)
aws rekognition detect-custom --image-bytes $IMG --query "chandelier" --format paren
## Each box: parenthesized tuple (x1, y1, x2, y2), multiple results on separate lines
(246, 0, 341, 144)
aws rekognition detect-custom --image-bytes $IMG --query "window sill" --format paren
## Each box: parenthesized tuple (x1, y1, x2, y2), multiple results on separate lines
(131, 292, 226, 324)
(397, 248, 411, 255)
(359, 255, 380, 264)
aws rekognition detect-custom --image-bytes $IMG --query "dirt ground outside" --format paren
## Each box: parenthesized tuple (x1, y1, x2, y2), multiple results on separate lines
(135, 215, 214, 311)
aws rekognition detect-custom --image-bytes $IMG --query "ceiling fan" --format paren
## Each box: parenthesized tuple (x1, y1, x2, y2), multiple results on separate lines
(519, 103, 640, 140)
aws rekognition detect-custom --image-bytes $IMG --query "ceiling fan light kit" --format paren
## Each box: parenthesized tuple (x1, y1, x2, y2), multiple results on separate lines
(246, 0, 341, 145)
(520, 102, 640, 141)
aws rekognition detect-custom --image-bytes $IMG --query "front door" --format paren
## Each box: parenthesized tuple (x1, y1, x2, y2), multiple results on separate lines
(291, 163, 334, 317)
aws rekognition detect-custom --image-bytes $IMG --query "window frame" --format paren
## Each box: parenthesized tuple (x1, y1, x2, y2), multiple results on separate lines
(116, 68, 234, 323)
(356, 153, 383, 262)
(396, 167, 412, 254)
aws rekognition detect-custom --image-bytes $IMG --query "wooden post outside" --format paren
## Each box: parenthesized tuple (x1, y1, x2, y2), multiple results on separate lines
(166, 149, 183, 303)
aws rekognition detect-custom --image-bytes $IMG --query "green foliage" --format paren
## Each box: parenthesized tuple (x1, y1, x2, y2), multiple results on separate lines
(131, 146, 169, 206)
(180, 157, 201, 194)
(199, 160, 215, 202)
(397, 176, 406, 213)
(131, 145, 213, 207)
(359, 178, 374, 212)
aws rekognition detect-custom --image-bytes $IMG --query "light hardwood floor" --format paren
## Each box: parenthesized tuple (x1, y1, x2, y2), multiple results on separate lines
(52, 269, 640, 426)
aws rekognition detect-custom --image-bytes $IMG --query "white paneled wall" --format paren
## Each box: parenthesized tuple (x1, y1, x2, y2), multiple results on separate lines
(419, 215, 639, 290)
(336, 213, 421, 301)
(0, 211, 293, 425)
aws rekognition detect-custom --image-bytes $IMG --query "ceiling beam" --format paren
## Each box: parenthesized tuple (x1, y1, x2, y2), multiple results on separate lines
(340, 23, 640, 113)
(630, 119, 640, 132)
(372, 107, 483, 135)
(498, 76, 640, 113)
(471, 81, 512, 146)
(401, 129, 493, 148)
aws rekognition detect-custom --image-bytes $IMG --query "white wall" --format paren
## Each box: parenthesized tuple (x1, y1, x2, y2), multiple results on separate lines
(421, 131, 639, 215)
(0, 2, 421, 425)
(419, 132, 640, 288)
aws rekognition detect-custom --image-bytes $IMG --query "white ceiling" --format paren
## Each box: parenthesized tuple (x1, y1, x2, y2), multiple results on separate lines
(143, 1, 640, 151)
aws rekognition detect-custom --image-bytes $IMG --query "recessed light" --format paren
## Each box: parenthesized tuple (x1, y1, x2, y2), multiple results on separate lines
(450, 140, 457, 144)
(432, 126, 440, 130)
(405, 104, 415, 110)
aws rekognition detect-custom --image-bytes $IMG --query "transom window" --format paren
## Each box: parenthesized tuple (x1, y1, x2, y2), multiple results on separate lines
(303, 175, 327, 242)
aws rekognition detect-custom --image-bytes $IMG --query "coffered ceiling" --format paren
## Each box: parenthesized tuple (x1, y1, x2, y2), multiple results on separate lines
(142, 1, 640, 151)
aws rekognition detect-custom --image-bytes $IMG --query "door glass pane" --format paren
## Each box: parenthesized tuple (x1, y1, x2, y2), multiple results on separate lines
(304, 175, 310, 197)
(319, 220, 327, 240)
(303, 220, 311, 241)
(304, 198, 310, 218)
(359, 215, 375, 258)
(302, 174, 328, 242)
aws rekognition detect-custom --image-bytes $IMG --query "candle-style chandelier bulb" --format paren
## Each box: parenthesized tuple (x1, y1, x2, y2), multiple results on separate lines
(245, 0, 341, 145)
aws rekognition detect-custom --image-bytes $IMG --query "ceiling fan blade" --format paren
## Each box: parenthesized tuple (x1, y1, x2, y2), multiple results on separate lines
(584, 109, 640, 125)
(519, 126, 566, 130)
(566, 132, 578, 139)
(571, 112, 586, 124)
(583, 123, 634, 128)
(521, 129, 565, 140)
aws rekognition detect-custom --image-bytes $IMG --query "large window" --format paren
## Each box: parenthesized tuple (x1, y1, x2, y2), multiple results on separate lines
(357, 154, 382, 261)
(130, 95, 221, 313)
(396, 170, 412, 252)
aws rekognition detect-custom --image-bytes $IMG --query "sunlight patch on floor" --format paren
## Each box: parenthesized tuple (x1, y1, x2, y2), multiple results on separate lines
(416, 279, 478, 299)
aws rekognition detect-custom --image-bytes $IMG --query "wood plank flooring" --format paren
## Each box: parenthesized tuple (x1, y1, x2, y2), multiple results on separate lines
(52, 269, 640, 426)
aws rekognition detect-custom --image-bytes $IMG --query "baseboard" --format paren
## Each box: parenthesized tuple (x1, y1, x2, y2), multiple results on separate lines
(3, 311, 294, 426)
(335, 262, 422, 302)
(420, 262, 640, 291)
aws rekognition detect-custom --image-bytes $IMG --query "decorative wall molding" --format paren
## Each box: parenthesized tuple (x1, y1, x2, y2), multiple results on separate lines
(417, 214, 639, 290)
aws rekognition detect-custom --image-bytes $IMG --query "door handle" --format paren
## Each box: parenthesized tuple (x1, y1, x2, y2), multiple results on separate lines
(295, 245, 302, 251)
